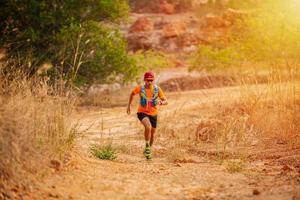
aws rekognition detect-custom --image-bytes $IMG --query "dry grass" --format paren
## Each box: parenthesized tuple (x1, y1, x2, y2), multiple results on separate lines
(156, 68, 299, 168)
(78, 86, 132, 108)
(0, 77, 78, 197)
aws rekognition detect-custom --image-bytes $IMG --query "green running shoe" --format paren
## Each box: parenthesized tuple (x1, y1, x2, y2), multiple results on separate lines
(143, 146, 152, 160)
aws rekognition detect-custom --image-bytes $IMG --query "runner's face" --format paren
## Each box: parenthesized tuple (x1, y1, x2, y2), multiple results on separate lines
(145, 79, 154, 86)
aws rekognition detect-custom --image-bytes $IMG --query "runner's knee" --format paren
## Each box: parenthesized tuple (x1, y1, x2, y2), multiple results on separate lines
(145, 125, 151, 132)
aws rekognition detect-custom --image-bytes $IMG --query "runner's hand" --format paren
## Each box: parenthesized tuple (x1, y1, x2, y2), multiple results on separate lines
(127, 106, 131, 115)
(159, 99, 167, 105)
(158, 100, 163, 105)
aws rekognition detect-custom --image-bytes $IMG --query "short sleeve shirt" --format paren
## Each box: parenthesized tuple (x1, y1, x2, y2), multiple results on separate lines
(133, 85, 166, 116)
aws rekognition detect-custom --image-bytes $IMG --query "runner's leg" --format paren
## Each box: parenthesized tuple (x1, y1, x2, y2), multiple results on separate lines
(150, 128, 156, 147)
(140, 117, 152, 146)
(140, 117, 152, 159)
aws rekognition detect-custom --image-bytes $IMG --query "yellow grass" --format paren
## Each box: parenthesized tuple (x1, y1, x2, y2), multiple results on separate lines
(0, 78, 78, 193)
(155, 68, 299, 165)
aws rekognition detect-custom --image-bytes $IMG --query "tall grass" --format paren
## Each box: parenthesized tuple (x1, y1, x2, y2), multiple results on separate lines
(155, 67, 299, 165)
(186, 0, 300, 163)
(0, 76, 78, 195)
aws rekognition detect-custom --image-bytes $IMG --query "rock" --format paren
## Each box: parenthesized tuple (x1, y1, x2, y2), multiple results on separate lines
(127, 33, 152, 51)
(50, 160, 61, 171)
(127, 30, 165, 51)
(163, 22, 186, 38)
(282, 164, 293, 172)
(48, 192, 60, 198)
(129, 17, 154, 33)
(154, 19, 169, 30)
(253, 189, 260, 195)
(177, 32, 200, 48)
(161, 37, 178, 52)
(159, 0, 175, 14)
(223, 8, 250, 24)
(174, 163, 183, 167)
(201, 14, 231, 29)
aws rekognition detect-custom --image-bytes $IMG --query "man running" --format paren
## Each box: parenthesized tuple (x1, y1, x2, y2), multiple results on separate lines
(127, 71, 168, 159)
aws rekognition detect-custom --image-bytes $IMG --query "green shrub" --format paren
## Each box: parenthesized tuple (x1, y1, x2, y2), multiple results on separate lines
(0, 0, 137, 86)
(131, 50, 171, 82)
(191, 0, 300, 72)
(189, 45, 241, 71)
(90, 143, 117, 160)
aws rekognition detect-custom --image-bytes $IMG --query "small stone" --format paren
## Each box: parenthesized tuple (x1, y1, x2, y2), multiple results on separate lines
(50, 160, 61, 171)
(282, 165, 293, 172)
(174, 163, 182, 167)
(253, 189, 260, 195)
(48, 192, 60, 198)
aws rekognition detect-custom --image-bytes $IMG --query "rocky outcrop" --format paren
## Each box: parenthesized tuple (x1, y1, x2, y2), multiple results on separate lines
(163, 22, 186, 38)
(129, 17, 154, 33)
(159, 0, 175, 14)
(126, 8, 248, 52)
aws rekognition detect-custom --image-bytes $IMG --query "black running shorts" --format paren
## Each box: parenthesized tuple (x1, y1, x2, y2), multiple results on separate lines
(137, 112, 158, 128)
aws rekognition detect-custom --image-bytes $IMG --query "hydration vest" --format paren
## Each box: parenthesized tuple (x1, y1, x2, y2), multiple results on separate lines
(140, 85, 159, 107)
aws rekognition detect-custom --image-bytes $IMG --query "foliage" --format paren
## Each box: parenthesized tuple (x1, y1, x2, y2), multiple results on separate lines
(0, 0, 137, 85)
(227, 0, 258, 9)
(54, 21, 136, 85)
(90, 143, 117, 160)
(189, 45, 241, 71)
(131, 50, 171, 82)
(190, 0, 300, 72)
(238, 0, 300, 62)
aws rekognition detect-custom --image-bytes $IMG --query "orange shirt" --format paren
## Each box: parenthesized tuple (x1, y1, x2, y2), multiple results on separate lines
(133, 85, 166, 116)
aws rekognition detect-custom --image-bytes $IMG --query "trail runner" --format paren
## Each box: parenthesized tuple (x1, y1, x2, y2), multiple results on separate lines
(127, 71, 168, 159)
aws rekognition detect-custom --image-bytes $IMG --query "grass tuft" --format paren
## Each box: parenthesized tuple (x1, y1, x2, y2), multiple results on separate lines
(90, 143, 117, 160)
(225, 159, 245, 173)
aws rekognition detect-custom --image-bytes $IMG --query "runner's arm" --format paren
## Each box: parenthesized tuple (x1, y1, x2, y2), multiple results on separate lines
(158, 87, 168, 105)
(159, 97, 168, 105)
(127, 92, 135, 114)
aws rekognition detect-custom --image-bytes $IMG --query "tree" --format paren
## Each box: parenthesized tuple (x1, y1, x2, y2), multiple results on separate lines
(0, 0, 136, 85)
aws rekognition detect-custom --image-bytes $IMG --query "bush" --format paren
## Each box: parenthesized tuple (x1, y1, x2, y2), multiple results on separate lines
(131, 50, 171, 82)
(191, 0, 300, 73)
(0, 0, 137, 86)
(90, 143, 117, 160)
(189, 45, 241, 71)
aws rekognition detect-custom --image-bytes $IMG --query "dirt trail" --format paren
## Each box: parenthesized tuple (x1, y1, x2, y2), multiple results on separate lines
(33, 83, 300, 200)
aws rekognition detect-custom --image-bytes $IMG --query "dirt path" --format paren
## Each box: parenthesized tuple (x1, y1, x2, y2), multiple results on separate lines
(33, 83, 300, 200)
